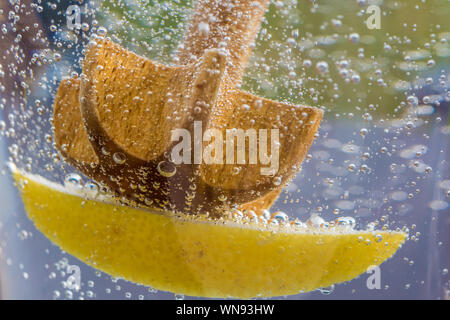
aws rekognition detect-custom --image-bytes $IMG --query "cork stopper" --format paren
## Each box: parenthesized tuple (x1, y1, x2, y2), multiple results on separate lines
(53, 0, 323, 216)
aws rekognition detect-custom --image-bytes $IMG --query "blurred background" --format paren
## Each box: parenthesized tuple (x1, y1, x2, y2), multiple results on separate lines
(0, 0, 448, 299)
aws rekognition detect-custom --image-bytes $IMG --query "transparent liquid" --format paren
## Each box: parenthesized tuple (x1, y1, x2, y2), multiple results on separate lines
(0, 0, 449, 299)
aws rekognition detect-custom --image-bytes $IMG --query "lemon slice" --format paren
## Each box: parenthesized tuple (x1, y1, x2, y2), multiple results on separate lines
(11, 166, 406, 299)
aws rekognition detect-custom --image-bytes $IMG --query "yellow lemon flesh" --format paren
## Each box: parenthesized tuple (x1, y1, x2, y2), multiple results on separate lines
(12, 167, 406, 299)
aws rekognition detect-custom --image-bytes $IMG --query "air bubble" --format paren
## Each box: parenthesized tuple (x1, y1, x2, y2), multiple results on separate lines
(349, 33, 360, 43)
(360, 128, 368, 137)
(84, 181, 100, 197)
(175, 293, 185, 300)
(97, 27, 107, 37)
(315, 61, 329, 75)
(336, 217, 356, 229)
(272, 211, 288, 224)
(113, 152, 127, 165)
(273, 176, 282, 186)
(307, 214, 326, 228)
(157, 161, 177, 177)
(319, 285, 335, 295)
(351, 74, 360, 84)
(64, 173, 83, 189)
(407, 96, 419, 107)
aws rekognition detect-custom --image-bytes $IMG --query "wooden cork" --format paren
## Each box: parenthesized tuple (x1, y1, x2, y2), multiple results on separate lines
(53, 0, 323, 217)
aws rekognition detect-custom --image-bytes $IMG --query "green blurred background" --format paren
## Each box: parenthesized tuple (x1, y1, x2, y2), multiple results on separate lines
(94, 0, 449, 118)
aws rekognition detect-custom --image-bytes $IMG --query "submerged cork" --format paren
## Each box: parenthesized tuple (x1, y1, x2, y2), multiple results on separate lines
(53, 0, 323, 216)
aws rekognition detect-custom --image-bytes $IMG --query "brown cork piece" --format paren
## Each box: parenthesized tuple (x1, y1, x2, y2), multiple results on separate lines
(177, 0, 270, 85)
(52, 0, 323, 216)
